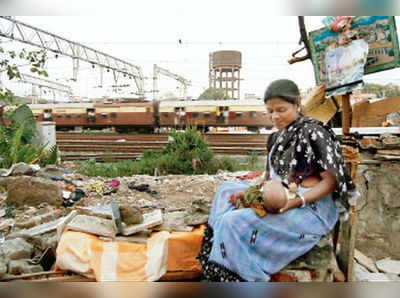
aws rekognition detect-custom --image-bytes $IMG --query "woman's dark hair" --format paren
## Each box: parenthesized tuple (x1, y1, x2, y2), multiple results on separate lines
(263, 79, 300, 105)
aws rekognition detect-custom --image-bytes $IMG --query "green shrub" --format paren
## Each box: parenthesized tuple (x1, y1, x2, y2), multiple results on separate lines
(160, 126, 214, 174)
(70, 127, 264, 177)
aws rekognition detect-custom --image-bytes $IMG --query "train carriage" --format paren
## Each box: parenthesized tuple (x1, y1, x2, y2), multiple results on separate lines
(29, 101, 156, 132)
(28, 99, 272, 132)
(159, 99, 272, 131)
(93, 102, 155, 128)
(30, 103, 94, 126)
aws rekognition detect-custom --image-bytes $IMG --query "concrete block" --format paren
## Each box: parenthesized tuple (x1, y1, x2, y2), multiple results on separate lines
(8, 259, 43, 275)
(1, 238, 33, 260)
(66, 214, 117, 238)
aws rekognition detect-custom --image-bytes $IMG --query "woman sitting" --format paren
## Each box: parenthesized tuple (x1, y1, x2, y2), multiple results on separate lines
(197, 79, 358, 282)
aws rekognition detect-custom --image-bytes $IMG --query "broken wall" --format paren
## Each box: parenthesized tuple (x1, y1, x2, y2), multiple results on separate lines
(355, 159, 400, 260)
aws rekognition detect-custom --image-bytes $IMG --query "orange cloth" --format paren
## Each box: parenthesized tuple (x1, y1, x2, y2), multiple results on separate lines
(56, 226, 205, 281)
(167, 226, 204, 272)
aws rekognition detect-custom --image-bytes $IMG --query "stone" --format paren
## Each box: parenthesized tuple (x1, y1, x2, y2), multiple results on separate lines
(376, 258, 400, 275)
(36, 231, 58, 250)
(119, 204, 143, 225)
(354, 249, 378, 273)
(0, 163, 39, 177)
(1, 238, 33, 260)
(36, 165, 65, 179)
(121, 209, 163, 236)
(284, 233, 341, 282)
(8, 259, 43, 275)
(57, 211, 77, 241)
(10, 163, 36, 176)
(75, 205, 113, 219)
(0, 256, 7, 278)
(154, 211, 193, 232)
(14, 210, 63, 229)
(5, 176, 63, 207)
(66, 214, 117, 238)
(0, 169, 9, 177)
(385, 273, 400, 281)
(9, 217, 64, 239)
(353, 261, 391, 281)
(0, 219, 14, 232)
(183, 198, 211, 226)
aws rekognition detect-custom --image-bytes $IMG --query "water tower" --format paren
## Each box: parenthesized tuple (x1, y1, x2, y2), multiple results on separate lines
(209, 50, 242, 99)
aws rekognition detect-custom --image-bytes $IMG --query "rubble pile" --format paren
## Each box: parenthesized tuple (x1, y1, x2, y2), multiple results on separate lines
(353, 250, 400, 281)
(0, 163, 263, 281)
(0, 161, 399, 281)
(359, 133, 400, 161)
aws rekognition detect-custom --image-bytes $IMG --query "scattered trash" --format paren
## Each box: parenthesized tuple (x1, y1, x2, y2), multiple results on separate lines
(5, 204, 16, 218)
(88, 182, 104, 195)
(103, 187, 118, 196)
(72, 189, 85, 201)
(130, 183, 149, 192)
(127, 181, 136, 189)
(29, 247, 56, 271)
(237, 171, 264, 180)
(109, 179, 120, 188)
(62, 191, 72, 200)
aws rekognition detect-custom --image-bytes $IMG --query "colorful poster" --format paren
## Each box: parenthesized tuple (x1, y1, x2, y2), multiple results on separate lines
(309, 16, 400, 85)
(325, 39, 369, 97)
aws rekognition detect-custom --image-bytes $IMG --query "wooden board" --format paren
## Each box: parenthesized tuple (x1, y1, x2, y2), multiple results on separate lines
(352, 97, 400, 127)
(337, 206, 358, 281)
(159, 270, 202, 281)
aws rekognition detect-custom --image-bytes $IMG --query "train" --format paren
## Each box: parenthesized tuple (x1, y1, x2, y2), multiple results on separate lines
(29, 99, 273, 133)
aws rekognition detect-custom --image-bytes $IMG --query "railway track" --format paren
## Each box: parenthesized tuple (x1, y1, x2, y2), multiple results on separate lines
(57, 133, 269, 161)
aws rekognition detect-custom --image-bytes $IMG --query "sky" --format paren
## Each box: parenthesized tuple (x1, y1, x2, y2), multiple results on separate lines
(1, 1, 400, 101)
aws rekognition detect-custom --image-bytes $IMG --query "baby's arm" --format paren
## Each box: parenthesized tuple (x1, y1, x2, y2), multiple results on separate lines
(288, 182, 298, 193)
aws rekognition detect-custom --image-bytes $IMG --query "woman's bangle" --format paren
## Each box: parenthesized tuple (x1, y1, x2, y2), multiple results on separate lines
(297, 193, 306, 208)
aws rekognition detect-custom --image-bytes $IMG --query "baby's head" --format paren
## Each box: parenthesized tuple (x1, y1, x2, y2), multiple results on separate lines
(262, 180, 288, 213)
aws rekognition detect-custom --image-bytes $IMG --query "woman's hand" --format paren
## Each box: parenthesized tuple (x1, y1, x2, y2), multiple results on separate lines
(229, 192, 245, 208)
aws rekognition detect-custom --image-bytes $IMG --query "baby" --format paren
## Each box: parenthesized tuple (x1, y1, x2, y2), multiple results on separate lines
(230, 176, 321, 217)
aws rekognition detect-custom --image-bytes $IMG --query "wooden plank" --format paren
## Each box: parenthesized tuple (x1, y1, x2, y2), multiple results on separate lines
(376, 149, 400, 156)
(352, 97, 400, 127)
(0, 270, 65, 282)
(337, 93, 357, 281)
(159, 271, 202, 281)
(31, 275, 96, 282)
(337, 205, 357, 281)
(342, 94, 351, 134)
